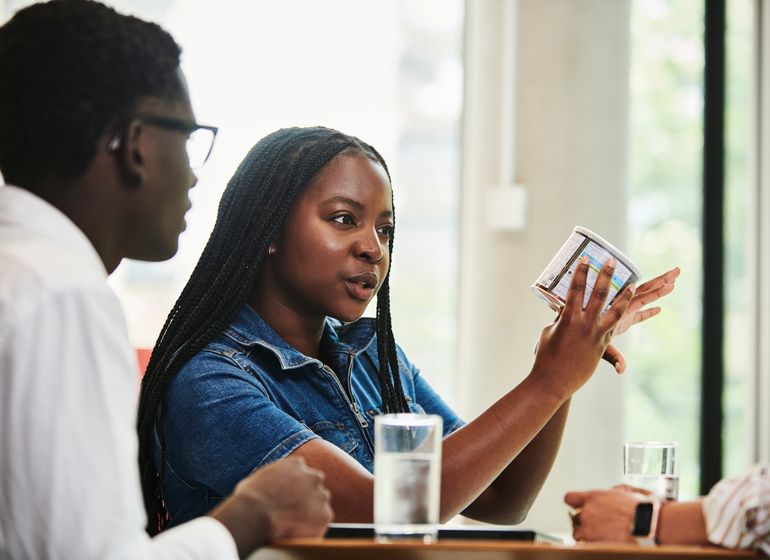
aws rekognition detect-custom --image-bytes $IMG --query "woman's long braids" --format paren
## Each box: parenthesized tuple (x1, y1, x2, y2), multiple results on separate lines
(136, 126, 409, 534)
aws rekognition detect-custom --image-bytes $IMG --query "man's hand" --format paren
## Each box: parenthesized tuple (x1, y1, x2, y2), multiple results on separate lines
(238, 455, 333, 539)
(211, 456, 333, 558)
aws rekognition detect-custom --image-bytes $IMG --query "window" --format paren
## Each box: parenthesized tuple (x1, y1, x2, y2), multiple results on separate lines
(625, 0, 704, 499)
(625, 0, 754, 497)
(723, 0, 752, 479)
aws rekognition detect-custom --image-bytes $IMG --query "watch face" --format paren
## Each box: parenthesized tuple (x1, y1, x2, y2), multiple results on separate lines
(632, 502, 654, 536)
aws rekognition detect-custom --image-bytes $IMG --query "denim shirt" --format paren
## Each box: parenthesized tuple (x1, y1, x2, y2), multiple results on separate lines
(159, 305, 464, 527)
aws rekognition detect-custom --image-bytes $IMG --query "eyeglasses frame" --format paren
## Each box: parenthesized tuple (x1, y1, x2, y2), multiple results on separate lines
(106, 113, 219, 168)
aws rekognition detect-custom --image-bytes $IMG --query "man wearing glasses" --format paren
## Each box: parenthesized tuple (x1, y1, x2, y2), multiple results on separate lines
(0, 1, 332, 559)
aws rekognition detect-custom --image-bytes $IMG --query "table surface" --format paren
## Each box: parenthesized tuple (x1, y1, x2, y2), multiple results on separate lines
(249, 538, 761, 560)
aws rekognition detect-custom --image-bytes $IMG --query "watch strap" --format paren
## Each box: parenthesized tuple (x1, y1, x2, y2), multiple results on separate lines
(633, 500, 661, 546)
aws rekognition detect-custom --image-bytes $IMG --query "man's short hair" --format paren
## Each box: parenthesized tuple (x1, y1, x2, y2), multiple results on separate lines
(0, 0, 183, 186)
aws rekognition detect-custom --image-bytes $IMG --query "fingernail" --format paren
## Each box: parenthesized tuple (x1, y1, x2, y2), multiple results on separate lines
(627, 283, 637, 295)
(607, 256, 616, 268)
(582, 255, 590, 265)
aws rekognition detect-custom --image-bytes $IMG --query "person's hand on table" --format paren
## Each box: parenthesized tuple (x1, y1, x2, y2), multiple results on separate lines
(602, 266, 680, 373)
(211, 456, 333, 557)
(239, 455, 333, 540)
(563, 486, 648, 543)
(564, 485, 714, 548)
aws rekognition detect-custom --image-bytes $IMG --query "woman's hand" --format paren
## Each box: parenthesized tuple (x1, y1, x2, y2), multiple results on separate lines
(614, 267, 680, 336)
(530, 256, 635, 403)
(601, 266, 680, 372)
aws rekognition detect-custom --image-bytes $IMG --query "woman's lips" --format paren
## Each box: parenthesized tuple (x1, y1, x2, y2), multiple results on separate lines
(345, 280, 375, 301)
(344, 271, 378, 302)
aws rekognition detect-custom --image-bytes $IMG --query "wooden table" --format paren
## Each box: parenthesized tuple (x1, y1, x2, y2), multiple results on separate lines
(249, 538, 761, 560)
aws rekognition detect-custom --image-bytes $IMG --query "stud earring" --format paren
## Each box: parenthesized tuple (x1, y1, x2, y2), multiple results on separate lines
(267, 245, 277, 256)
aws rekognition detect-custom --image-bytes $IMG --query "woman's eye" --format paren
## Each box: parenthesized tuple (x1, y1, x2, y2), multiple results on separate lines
(331, 214, 355, 226)
(378, 225, 394, 238)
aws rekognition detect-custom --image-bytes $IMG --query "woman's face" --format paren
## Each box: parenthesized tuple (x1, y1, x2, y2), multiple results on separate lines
(266, 154, 393, 323)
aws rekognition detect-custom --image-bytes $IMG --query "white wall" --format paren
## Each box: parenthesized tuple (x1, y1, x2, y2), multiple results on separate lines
(459, 0, 632, 535)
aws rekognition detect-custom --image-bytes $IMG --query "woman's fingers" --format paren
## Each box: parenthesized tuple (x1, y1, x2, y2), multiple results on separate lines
(602, 344, 626, 373)
(630, 281, 675, 311)
(612, 267, 678, 337)
(563, 255, 591, 317)
(602, 282, 636, 331)
(634, 266, 680, 295)
(585, 257, 617, 316)
(628, 306, 662, 327)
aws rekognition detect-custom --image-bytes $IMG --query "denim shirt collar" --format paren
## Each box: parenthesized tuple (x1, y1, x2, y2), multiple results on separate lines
(222, 305, 377, 371)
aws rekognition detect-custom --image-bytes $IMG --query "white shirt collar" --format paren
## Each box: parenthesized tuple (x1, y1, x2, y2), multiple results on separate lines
(0, 184, 108, 279)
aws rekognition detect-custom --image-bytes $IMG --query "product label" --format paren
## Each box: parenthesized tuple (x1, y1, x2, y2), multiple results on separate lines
(535, 232, 638, 311)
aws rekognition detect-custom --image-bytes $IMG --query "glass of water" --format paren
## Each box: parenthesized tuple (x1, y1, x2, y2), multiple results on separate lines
(374, 413, 442, 543)
(623, 441, 679, 500)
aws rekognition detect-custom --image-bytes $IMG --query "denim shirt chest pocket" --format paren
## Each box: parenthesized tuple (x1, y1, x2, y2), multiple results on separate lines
(354, 349, 426, 455)
(358, 346, 425, 409)
(235, 349, 369, 465)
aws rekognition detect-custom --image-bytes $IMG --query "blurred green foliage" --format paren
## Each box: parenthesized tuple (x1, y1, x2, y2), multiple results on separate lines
(626, 0, 750, 499)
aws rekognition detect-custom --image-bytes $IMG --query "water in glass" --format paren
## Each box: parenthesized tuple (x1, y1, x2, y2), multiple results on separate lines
(374, 451, 440, 542)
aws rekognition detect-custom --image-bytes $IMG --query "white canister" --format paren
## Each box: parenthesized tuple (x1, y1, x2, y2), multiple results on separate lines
(532, 226, 641, 313)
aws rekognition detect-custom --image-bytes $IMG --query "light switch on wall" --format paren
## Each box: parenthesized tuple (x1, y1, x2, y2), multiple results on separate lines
(486, 183, 527, 231)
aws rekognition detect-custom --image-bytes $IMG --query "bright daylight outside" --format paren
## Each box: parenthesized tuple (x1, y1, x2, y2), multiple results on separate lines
(624, 0, 750, 500)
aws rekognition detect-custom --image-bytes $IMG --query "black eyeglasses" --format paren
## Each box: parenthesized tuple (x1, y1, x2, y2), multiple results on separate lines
(107, 113, 219, 169)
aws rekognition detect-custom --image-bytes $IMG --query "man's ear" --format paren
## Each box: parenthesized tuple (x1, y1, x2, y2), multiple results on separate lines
(116, 120, 148, 187)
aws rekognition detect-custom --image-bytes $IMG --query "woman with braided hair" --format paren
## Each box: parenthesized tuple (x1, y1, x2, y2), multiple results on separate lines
(137, 125, 677, 531)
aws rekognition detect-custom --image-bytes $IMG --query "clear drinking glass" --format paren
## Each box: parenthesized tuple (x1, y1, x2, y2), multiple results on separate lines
(623, 441, 679, 500)
(374, 414, 443, 543)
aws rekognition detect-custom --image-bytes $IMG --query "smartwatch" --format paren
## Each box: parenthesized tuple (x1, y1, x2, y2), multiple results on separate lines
(631, 500, 661, 546)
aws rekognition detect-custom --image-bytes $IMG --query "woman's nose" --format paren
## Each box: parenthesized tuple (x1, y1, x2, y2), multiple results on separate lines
(355, 228, 386, 264)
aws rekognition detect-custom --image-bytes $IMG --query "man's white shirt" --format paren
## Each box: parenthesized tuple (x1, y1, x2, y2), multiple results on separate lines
(0, 185, 238, 559)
